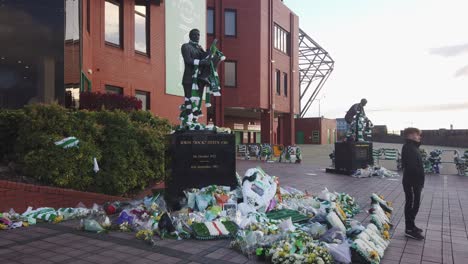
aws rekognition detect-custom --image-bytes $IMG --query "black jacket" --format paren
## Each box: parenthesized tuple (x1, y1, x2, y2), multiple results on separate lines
(181, 42, 207, 85)
(401, 139, 425, 187)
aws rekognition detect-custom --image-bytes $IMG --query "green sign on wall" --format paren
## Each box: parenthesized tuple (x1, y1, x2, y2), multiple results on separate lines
(165, 0, 206, 97)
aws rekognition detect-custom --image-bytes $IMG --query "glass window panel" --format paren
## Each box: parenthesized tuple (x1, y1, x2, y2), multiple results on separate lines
(274, 26, 277, 49)
(135, 5, 146, 15)
(281, 31, 284, 52)
(225, 61, 236, 87)
(225, 10, 236, 36)
(283, 31, 286, 52)
(105, 85, 123, 94)
(207, 9, 214, 34)
(283, 73, 288, 96)
(276, 70, 281, 95)
(105, 1, 121, 45)
(135, 90, 150, 110)
(135, 4, 147, 53)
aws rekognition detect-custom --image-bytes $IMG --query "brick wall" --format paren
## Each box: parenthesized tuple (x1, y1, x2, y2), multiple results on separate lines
(81, 0, 199, 125)
(0, 180, 128, 213)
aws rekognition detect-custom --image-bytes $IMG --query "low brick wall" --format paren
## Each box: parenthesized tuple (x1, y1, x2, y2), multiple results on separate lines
(0, 180, 129, 212)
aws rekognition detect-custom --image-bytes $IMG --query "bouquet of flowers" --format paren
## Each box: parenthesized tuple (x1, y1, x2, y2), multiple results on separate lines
(268, 231, 333, 264)
(356, 232, 385, 258)
(326, 211, 346, 233)
(136, 229, 156, 246)
(335, 192, 360, 217)
(279, 195, 321, 218)
(370, 194, 393, 213)
(57, 207, 92, 220)
(351, 238, 381, 264)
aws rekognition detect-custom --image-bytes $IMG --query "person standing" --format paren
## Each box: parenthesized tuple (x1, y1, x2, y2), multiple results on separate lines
(401, 127, 425, 240)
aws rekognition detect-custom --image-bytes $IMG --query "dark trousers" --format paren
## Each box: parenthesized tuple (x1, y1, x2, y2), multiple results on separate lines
(182, 82, 205, 101)
(403, 184, 423, 230)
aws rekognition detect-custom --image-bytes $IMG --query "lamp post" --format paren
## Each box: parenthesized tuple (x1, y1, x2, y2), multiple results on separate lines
(316, 95, 325, 117)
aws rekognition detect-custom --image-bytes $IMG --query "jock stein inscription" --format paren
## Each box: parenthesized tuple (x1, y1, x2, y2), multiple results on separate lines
(167, 132, 237, 208)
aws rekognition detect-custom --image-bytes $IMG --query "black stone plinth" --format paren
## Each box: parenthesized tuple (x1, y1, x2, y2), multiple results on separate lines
(330, 141, 373, 175)
(166, 131, 237, 208)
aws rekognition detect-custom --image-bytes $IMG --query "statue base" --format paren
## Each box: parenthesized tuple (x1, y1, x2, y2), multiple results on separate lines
(326, 141, 374, 175)
(165, 130, 237, 209)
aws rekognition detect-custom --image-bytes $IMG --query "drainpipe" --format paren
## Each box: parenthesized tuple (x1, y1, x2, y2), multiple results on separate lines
(79, 0, 83, 91)
(289, 13, 294, 145)
(268, 0, 274, 143)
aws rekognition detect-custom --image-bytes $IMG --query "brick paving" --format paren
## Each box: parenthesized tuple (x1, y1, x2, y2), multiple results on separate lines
(1, 144, 468, 264)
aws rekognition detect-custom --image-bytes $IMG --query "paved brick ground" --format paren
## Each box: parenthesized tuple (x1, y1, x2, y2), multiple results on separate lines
(1, 144, 468, 264)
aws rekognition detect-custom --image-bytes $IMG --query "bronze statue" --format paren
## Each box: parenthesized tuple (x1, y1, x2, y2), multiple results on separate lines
(180, 29, 225, 130)
(345, 98, 367, 124)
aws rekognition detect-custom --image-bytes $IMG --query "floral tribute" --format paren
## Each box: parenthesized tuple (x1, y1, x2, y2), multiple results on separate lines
(1, 168, 394, 264)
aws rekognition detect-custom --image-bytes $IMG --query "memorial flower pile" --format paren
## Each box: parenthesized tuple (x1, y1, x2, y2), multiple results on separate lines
(0, 205, 99, 231)
(1, 167, 394, 264)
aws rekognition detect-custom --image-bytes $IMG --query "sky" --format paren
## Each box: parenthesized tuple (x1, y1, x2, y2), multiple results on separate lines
(285, 0, 468, 131)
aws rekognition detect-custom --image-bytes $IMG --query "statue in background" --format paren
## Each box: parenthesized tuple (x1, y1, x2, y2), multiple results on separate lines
(345, 98, 373, 142)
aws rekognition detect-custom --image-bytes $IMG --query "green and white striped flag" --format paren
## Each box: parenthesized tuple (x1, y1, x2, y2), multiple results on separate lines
(55, 137, 79, 149)
(383, 149, 398, 160)
(22, 207, 59, 222)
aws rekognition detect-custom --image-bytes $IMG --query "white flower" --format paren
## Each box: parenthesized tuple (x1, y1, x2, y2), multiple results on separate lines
(317, 257, 325, 264)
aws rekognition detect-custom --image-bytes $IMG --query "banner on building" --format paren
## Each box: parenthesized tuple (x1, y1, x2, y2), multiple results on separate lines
(165, 0, 206, 97)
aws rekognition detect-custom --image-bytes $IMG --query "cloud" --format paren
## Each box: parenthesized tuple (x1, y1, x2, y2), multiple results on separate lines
(455, 65, 468, 77)
(369, 102, 468, 113)
(430, 43, 468, 57)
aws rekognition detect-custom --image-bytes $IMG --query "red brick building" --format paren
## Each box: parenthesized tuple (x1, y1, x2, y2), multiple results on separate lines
(81, 0, 185, 123)
(207, 0, 299, 145)
(295, 117, 337, 145)
(2, 0, 303, 144)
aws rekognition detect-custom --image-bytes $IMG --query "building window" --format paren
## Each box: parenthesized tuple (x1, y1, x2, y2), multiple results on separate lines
(224, 61, 237, 87)
(276, 70, 281, 95)
(274, 24, 289, 54)
(135, 90, 150, 110)
(135, 1, 149, 54)
(207, 8, 215, 35)
(105, 85, 123, 94)
(224, 9, 236, 37)
(105, 0, 122, 47)
(283, 73, 288, 96)
(86, 0, 90, 33)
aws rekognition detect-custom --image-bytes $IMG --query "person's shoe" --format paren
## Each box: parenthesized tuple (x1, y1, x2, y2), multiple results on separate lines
(413, 226, 424, 233)
(405, 229, 425, 240)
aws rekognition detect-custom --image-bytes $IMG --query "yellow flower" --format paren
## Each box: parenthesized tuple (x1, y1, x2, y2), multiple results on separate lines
(383, 231, 390, 240)
(53, 215, 64, 224)
(370, 251, 379, 259)
(22, 222, 29, 227)
(383, 223, 390, 231)
(379, 195, 384, 199)
(0, 224, 7, 230)
(336, 205, 347, 220)
(385, 212, 391, 218)
(387, 201, 393, 207)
